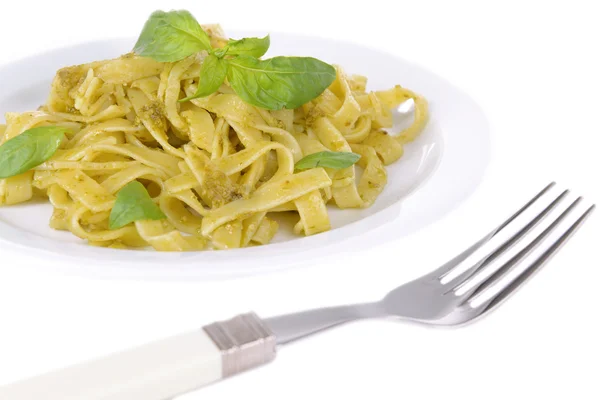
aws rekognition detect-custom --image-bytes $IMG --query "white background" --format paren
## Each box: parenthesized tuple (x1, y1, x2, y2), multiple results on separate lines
(0, 0, 598, 399)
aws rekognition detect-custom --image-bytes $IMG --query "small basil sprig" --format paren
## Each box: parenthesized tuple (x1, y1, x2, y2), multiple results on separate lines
(0, 126, 67, 179)
(133, 10, 336, 110)
(295, 151, 361, 171)
(109, 181, 166, 230)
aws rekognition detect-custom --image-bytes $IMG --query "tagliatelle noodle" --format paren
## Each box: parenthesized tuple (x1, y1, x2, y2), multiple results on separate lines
(0, 25, 428, 251)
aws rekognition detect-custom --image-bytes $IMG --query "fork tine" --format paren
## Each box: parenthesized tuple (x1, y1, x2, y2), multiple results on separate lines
(435, 182, 556, 281)
(469, 203, 595, 314)
(461, 196, 582, 299)
(446, 189, 569, 290)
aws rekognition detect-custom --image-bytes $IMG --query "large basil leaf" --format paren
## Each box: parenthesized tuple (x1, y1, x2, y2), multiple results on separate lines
(0, 126, 67, 179)
(180, 54, 228, 101)
(109, 181, 166, 230)
(227, 55, 336, 110)
(133, 10, 212, 62)
(295, 151, 361, 171)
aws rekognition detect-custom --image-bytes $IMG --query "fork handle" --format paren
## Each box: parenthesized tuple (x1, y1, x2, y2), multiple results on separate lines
(0, 313, 276, 400)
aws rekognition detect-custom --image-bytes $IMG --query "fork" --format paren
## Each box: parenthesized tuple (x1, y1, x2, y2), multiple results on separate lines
(0, 182, 594, 400)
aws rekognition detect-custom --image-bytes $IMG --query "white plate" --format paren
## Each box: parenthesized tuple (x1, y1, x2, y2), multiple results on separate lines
(0, 32, 490, 279)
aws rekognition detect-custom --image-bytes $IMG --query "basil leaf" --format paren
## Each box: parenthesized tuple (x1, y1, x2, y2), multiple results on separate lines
(133, 10, 212, 62)
(225, 35, 270, 58)
(180, 54, 228, 102)
(0, 126, 67, 179)
(109, 181, 166, 230)
(295, 151, 361, 171)
(227, 55, 336, 110)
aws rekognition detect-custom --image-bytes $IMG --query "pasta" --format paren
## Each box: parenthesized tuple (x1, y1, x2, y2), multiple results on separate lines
(0, 24, 428, 251)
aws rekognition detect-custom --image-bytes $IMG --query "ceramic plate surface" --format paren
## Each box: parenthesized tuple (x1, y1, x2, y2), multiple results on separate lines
(0, 32, 490, 279)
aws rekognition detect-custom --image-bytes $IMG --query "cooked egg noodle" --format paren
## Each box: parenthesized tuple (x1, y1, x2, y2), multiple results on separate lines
(0, 27, 428, 250)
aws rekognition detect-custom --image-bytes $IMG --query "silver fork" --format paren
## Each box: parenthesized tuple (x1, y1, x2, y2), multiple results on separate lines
(269, 182, 594, 342)
(0, 183, 594, 400)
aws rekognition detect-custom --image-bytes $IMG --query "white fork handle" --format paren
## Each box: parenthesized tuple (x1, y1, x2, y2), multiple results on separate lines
(0, 330, 223, 400)
(0, 313, 276, 400)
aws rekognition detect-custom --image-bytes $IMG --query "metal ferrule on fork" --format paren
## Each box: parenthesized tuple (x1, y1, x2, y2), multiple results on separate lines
(203, 312, 277, 378)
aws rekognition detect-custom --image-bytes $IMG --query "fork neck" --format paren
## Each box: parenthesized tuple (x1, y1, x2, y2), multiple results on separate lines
(264, 302, 386, 346)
